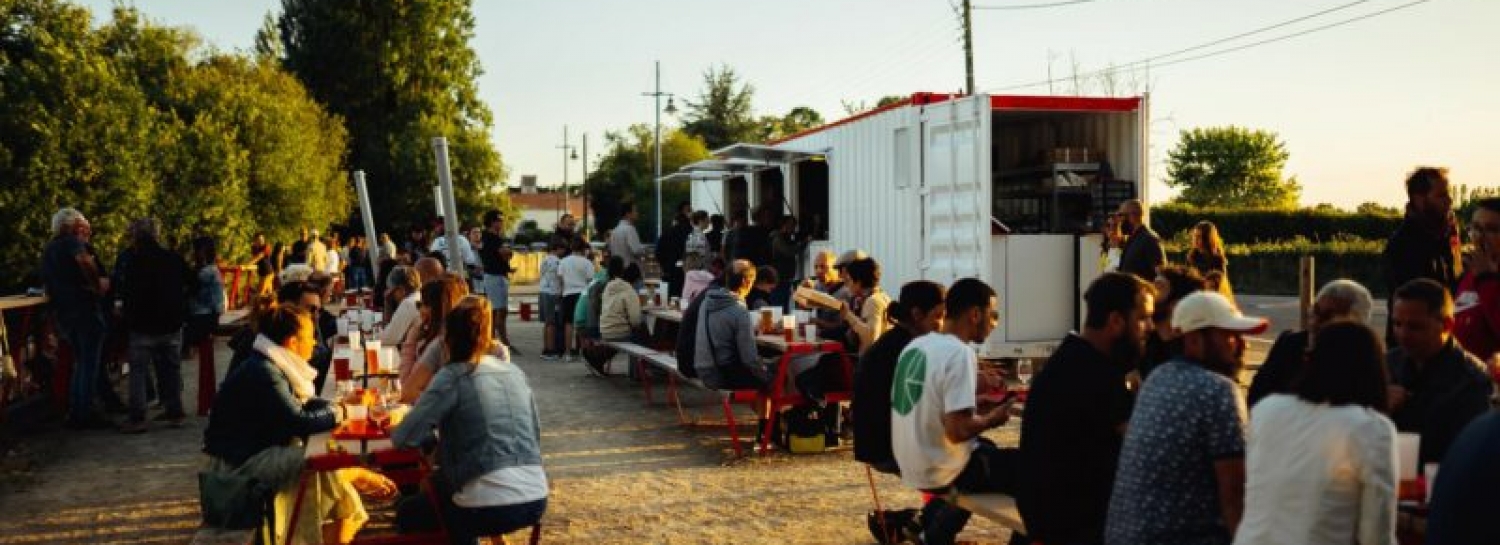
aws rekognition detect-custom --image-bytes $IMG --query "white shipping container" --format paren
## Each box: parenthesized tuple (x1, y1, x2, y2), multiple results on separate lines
(688, 92, 1149, 358)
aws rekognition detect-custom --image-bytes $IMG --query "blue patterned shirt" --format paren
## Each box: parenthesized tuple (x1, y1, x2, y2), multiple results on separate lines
(1106, 359, 1247, 545)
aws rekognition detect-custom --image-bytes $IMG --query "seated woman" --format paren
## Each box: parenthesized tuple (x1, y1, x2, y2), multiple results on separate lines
(399, 273, 471, 403)
(203, 306, 389, 544)
(599, 261, 645, 344)
(393, 296, 548, 544)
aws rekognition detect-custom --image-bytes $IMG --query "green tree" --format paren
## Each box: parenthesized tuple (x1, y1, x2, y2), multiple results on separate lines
(0, 0, 161, 286)
(1356, 202, 1400, 216)
(583, 125, 711, 240)
(755, 106, 825, 142)
(681, 65, 759, 151)
(278, 0, 515, 233)
(1166, 126, 1301, 209)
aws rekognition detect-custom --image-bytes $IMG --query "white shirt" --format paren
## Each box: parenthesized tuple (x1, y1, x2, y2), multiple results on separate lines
(453, 465, 549, 508)
(1235, 394, 1397, 545)
(381, 293, 422, 380)
(430, 235, 478, 267)
(326, 249, 341, 274)
(538, 255, 561, 295)
(558, 255, 595, 296)
(890, 332, 978, 490)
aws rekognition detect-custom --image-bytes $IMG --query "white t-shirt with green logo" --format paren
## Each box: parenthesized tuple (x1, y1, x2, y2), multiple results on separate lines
(890, 332, 979, 490)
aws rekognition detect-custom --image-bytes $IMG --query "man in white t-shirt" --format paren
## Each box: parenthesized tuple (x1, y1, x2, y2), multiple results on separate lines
(890, 277, 1018, 545)
(557, 239, 596, 362)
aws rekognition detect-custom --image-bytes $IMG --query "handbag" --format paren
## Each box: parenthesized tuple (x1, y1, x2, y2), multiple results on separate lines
(198, 470, 270, 530)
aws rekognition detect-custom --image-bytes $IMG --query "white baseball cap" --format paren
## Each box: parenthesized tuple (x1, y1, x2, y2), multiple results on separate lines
(1172, 291, 1269, 335)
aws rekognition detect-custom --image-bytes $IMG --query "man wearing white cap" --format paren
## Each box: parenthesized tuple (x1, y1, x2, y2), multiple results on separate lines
(1106, 291, 1267, 545)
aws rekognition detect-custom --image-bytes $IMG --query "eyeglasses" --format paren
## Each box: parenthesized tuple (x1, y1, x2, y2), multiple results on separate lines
(1469, 223, 1500, 237)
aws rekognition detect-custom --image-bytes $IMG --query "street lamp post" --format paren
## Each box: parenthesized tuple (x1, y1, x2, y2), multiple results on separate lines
(557, 125, 578, 221)
(641, 60, 677, 240)
(581, 133, 591, 236)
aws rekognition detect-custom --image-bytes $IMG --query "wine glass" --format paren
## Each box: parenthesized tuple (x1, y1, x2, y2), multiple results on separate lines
(1016, 359, 1034, 386)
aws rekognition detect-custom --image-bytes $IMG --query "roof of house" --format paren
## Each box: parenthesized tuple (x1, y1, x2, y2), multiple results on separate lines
(509, 192, 586, 217)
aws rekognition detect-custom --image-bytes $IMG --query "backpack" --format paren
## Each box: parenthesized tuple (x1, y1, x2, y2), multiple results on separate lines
(780, 404, 827, 454)
(674, 290, 709, 378)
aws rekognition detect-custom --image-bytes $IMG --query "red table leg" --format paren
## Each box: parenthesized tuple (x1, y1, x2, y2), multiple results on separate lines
(197, 337, 216, 416)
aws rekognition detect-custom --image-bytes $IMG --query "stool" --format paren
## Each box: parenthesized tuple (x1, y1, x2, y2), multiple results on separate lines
(519, 302, 533, 322)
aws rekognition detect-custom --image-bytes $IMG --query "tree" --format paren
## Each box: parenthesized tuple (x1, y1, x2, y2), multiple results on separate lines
(1356, 202, 1400, 216)
(582, 125, 711, 240)
(681, 65, 759, 151)
(278, 0, 515, 233)
(1165, 126, 1301, 209)
(755, 106, 826, 142)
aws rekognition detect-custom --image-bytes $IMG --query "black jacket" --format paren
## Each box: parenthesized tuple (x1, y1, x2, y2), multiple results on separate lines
(1384, 212, 1460, 296)
(1245, 329, 1310, 408)
(1387, 339, 1493, 465)
(853, 327, 914, 467)
(118, 242, 193, 335)
(203, 353, 337, 467)
(1118, 225, 1165, 281)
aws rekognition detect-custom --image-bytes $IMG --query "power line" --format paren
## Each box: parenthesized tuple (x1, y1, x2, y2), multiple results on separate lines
(985, 0, 1432, 92)
(973, 0, 1099, 10)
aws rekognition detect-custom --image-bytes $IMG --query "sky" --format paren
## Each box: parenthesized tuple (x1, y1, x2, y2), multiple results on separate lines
(79, 0, 1498, 209)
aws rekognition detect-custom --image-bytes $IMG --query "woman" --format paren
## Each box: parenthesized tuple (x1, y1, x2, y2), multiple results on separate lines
(393, 297, 547, 544)
(683, 211, 711, 272)
(1100, 213, 1124, 272)
(839, 257, 892, 355)
(853, 280, 945, 473)
(185, 236, 226, 358)
(203, 306, 385, 544)
(400, 273, 472, 403)
(250, 233, 274, 296)
(1235, 321, 1396, 545)
(381, 266, 424, 380)
(599, 262, 644, 344)
(1140, 266, 1206, 381)
(1186, 221, 1228, 278)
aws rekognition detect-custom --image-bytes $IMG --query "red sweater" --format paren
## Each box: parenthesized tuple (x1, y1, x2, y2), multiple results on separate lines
(1454, 271, 1500, 362)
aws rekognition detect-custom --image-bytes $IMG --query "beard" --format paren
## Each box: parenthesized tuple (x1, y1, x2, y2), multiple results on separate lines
(1111, 330, 1146, 370)
(1204, 342, 1246, 380)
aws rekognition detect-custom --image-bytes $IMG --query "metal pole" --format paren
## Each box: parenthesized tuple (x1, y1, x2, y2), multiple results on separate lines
(353, 171, 381, 279)
(561, 125, 570, 218)
(433, 185, 445, 218)
(963, 0, 975, 95)
(654, 60, 664, 241)
(582, 133, 591, 236)
(432, 137, 465, 279)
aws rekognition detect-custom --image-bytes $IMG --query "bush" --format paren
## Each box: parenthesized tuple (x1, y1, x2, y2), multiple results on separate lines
(1165, 237, 1386, 296)
(1152, 204, 1401, 245)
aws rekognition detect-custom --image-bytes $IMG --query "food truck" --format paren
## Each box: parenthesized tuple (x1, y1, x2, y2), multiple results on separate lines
(680, 92, 1149, 358)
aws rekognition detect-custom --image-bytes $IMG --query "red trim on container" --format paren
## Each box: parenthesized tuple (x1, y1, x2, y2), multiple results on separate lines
(990, 95, 1141, 112)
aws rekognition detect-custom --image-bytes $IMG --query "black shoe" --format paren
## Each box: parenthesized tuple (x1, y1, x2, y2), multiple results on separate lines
(867, 509, 921, 545)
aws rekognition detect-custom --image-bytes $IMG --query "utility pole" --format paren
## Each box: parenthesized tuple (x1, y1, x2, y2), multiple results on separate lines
(556, 125, 577, 220)
(581, 133, 591, 236)
(963, 0, 975, 95)
(641, 61, 675, 241)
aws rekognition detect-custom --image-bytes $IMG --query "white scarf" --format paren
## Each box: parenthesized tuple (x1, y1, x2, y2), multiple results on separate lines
(253, 334, 320, 402)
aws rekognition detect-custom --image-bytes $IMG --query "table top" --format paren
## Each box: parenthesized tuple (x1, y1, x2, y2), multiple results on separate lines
(645, 307, 683, 322)
(754, 334, 839, 353)
(0, 295, 47, 312)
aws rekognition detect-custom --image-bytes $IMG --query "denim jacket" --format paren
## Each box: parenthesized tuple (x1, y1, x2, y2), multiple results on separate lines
(393, 355, 544, 488)
(187, 264, 225, 316)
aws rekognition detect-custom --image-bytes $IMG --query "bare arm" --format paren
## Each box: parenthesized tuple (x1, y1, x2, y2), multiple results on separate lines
(400, 362, 435, 405)
(939, 401, 1013, 444)
(1214, 457, 1246, 536)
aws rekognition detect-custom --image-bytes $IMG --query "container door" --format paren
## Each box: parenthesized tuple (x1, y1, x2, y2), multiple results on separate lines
(920, 94, 992, 284)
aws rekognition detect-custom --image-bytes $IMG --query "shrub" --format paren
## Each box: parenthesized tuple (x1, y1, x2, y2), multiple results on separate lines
(1152, 204, 1401, 245)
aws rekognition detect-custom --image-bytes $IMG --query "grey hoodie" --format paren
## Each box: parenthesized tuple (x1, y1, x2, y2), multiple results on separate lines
(693, 287, 767, 389)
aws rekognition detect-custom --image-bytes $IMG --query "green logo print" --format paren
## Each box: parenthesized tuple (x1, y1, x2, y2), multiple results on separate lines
(892, 349, 927, 416)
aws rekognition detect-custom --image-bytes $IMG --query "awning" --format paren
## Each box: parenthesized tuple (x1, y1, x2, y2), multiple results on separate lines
(711, 143, 825, 163)
(680, 158, 765, 173)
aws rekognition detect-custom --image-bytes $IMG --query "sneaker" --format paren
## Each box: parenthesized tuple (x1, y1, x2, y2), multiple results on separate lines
(562, 353, 574, 363)
(120, 419, 148, 434)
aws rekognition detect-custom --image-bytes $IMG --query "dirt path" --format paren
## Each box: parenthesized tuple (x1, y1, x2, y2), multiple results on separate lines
(0, 316, 1021, 544)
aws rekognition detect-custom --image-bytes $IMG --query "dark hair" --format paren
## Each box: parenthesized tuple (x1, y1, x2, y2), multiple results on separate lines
(845, 258, 880, 288)
(1475, 197, 1500, 215)
(1083, 272, 1156, 329)
(570, 237, 589, 252)
(621, 202, 636, 216)
(1295, 321, 1389, 411)
(887, 281, 945, 326)
(756, 265, 779, 286)
(258, 306, 310, 345)
(483, 210, 503, 227)
(691, 211, 709, 224)
(192, 235, 217, 268)
(1155, 265, 1206, 305)
(623, 263, 643, 284)
(1405, 167, 1449, 197)
(711, 214, 726, 229)
(277, 281, 320, 305)
(1394, 278, 1453, 318)
(605, 256, 625, 279)
(419, 274, 471, 348)
(946, 277, 996, 318)
(445, 296, 493, 368)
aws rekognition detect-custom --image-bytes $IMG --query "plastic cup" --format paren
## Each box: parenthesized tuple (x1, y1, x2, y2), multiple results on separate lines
(365, 340, 382, 374)
(1424, 463, 1439, 502)
(804, 324, 818, 342)
(783, 316, 797, 340)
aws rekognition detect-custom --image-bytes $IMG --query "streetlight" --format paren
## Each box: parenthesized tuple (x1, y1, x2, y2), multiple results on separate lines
(642, 60, 677, 240)
(557, 125, 578, 220)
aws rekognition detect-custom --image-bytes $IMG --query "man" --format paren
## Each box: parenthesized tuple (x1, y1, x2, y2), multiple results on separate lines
(289, 227, 310, 265)
(429, 219, 478, 272)
(733, 206, 775, 268)
(478, 210, 517, 351)
(607, 203, 647, 270)
(414, 257, 445, 289)
(1386, 278, 1493, 466)
(1426, 409, 1500, 545)
(692, 260, 773, 390)
(116, 219, 193, 433)
(1246, 279, 1374, 407)
(378, 233, 399, 263)
(1106, 291, 1266, 545)
(1115, 199, 1165, 281)
(41, 208, 114, 429)
(307, 228, 329, 273)
(1019, 272, 1155, 545)
(552, 213, 580, 247)
(1384, 167, 1461, 338)
(1453, 197, 1500, 361)
(655, 201, 693, 299)
(890, 278, 1017, 545)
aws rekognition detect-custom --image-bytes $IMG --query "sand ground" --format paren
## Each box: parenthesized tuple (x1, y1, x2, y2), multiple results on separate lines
(0, 312, 1021, 544)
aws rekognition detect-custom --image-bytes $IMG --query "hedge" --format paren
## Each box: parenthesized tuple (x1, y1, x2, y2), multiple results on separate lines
(1165, 238, 1386, 297)
(1152, 205, 1402, 245)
